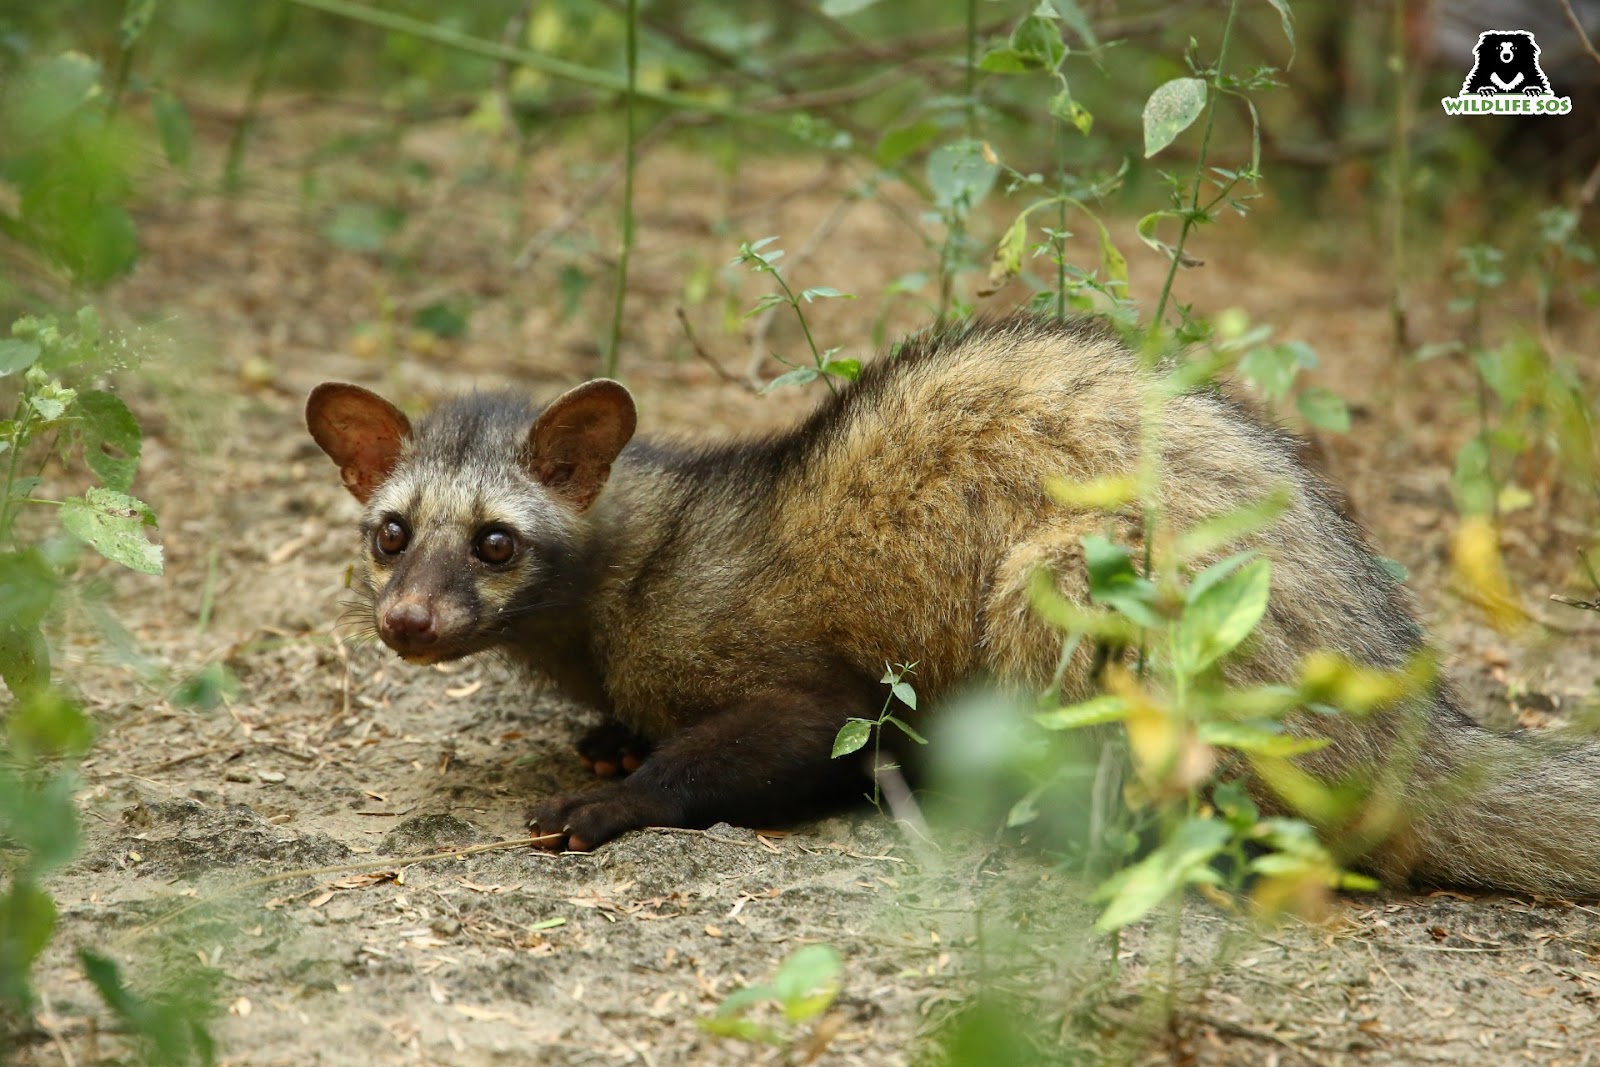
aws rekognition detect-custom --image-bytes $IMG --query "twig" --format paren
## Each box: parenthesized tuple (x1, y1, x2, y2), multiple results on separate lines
(494, 0, 540, 134)
(511, 115, 686, 272)
(875, 759, 939, 866)
(1558, 0, 1600, 69)
(1579, 156, 1600, 209)
(223, 0, 292, 193)
(35, 991, 77, 1067)
(675, 308, 754, 391)
(283, 0, 765, 122)
(1550, 593, 1600, 612)
(595, 0, 797, 94)
(603, 0, 640, 378)
(1194, 1014, 1336, 1067)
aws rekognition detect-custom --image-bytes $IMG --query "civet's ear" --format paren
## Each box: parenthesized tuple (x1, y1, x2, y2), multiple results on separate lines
(525, 379, 638, 511)
(305, 383, 413, 504)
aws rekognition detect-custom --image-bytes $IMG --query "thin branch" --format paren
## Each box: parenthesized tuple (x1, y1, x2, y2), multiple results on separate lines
(283, 0, 769, 123)
(1558, 0, 1600, 69)
(676, 307, 755, 392)
(511, 115, 687, 272)
(494, 0, 540, 133)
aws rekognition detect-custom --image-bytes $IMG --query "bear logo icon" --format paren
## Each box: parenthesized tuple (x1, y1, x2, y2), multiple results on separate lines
(1460, 30, 1553, 96)
(1441, 30, 1572, 116)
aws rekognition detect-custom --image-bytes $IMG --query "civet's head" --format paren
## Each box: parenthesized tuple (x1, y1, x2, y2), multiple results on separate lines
(306, 380, 636, 663)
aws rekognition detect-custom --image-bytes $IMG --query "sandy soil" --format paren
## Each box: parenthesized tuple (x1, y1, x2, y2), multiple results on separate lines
(10, 103, 1600, 1066)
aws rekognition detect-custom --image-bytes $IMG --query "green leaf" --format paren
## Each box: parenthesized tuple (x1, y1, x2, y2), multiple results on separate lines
(0, 879, 57, 1008)
(992, 212, 1028, 281)
(8, 687, 95, 759)
(698, 1013, 782, 1044)
(0, 340, 42, 376)
(1048, 0, 1099, 48)
(120, 0, 156, 46)
(0, 769, 81, 873)
(324, 202, 403, 253)
(59, 487, 163, 574)
(1035, 694, 1128, 731)
(17, 53, 101, 135)
(977, 48, 1030, 74)
(412, 302, 469, 339)
(876, 121, 939, 168)
(1377, 556, 1409, 582)
(1082, 535, 1162, 628)
(79, 949, 219, 1067)
(887, 716, 928, 745)
(800, 286, 847, 302)
(1135, 209, 1181, 254)
(0, 623, 51, 701)
(1198, 720, 1328, 757)
(891, 680, 917, 711)
(77, 390, 142, 492)
(1009, 16, 1066, 69)
(1172, 557, 1270, 676)
(832, 719, 872, 758)
(820, 357, 860, 381)
(771, 944, 842, 1022)
(819, 0, 880, 15)
(1092, 817, 1229, 931)
(152, 91, 193, 167)
(1006, 787, 1043, 828)
(1237, 340, 1316, 401)
(1142, 77, 1208, 158)
(1184, 550, 1259, 605)
(1211, 779, 1259, 828)
(1173, 489, 1290, 562)
(1296, 386, 1349, 432)
(1095, 222, 1127, 286)
(1048, 89, 1092, 135)
(760, 366, 820, 394)
(926, 140, 997, 212)
(170, 663, 240, 712)
(29, 390, 74, 421)
(1263, 0, 1296, 63)
(0, 550, 57, 630)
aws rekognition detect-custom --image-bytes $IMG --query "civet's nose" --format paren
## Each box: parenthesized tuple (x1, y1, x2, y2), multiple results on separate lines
(381, 600, 437, 646)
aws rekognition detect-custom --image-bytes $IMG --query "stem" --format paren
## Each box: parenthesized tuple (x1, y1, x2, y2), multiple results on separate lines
(1054, 119, 1068, 320)
(1149, 0, 1241, 334)
(0, 398, 34, 544)
(1386, 0, 1412, 353)
(1468, 284, 1498, 519)
(964, 0, 978, 138)
(223, 1, 292, 194)
(767, 270, 837, 396)
(603, 0, 639, 379)
(283, 0, 768, 124)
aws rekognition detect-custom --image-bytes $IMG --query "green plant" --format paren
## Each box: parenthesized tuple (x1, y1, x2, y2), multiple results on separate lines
(700, 944, 843, 1048)
(0, 308, 169, 1047)
(1218, 309, 1348, 432)
(1024, 520, 1393, 932)
(734, 237, 859, 393)
(832, 662, 928, 806)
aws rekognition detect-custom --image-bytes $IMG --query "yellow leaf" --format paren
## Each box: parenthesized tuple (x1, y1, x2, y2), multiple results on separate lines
(1451, 515, 1525, 633)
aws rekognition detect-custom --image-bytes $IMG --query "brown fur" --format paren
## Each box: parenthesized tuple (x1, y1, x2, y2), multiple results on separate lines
(307, 316, 1600, 893)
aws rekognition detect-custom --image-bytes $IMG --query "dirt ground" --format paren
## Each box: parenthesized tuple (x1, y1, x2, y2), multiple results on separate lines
(12, 103, 1600, 1066)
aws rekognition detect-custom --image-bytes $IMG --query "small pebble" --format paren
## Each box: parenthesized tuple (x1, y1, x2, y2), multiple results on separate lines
(258, 770, 287, 784)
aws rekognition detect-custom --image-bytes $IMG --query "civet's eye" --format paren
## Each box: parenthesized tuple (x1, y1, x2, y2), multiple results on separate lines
(474, 527, 515, 565)
(374, 519, 409, 557)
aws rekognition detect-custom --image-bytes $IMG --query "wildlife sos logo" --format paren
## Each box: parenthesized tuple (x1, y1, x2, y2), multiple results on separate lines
(1441, 30, 1572, 115)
